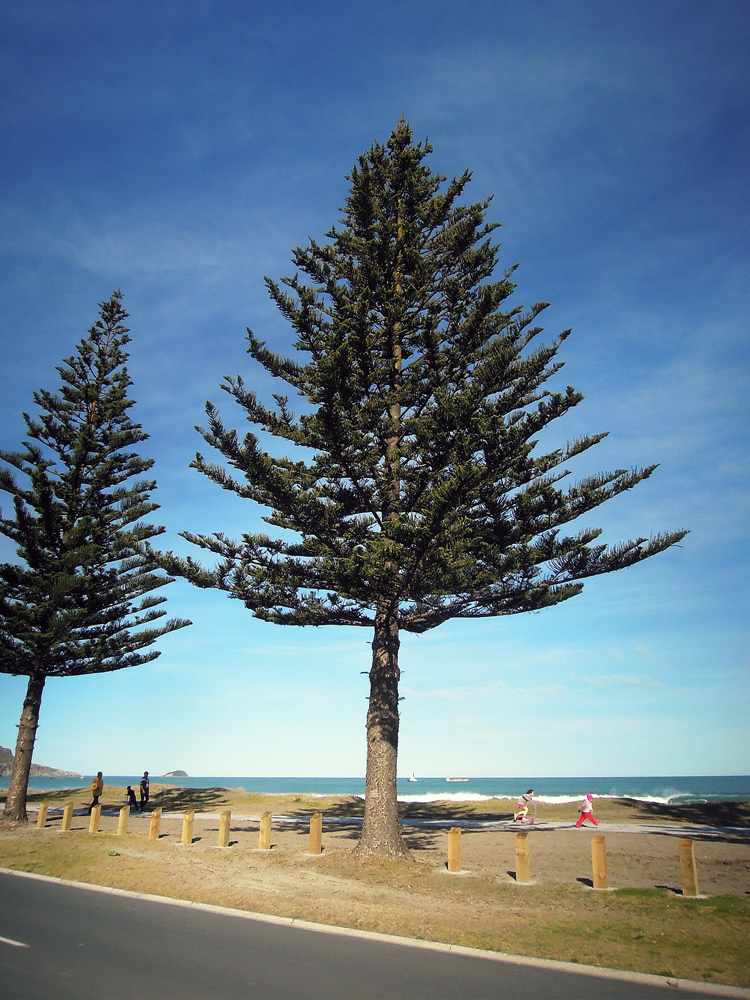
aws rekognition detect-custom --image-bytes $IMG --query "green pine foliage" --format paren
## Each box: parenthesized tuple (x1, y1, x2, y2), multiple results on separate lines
(0, 291, 189, 676)
(0, 291, 189, 820)
(159, 121, 687, 856)
(165, 122, 686, 629)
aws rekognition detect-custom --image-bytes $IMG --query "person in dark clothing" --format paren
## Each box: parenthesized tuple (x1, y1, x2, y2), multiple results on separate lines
(126, 785, 138, 809)
(139, 771, 150, 812)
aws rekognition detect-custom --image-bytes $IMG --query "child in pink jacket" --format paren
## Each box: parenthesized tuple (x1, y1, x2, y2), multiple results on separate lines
(576, 793, 599, 827)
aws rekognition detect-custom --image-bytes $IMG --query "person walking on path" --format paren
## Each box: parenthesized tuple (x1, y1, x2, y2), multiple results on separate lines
(576, 793, 599, 827)
(88, 772, 103, 814)
(139, 771, 150, 812)
(126, 785, 138, 809)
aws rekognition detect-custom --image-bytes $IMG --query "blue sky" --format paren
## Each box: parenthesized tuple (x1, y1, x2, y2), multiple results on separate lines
(1, 0, 747, 779)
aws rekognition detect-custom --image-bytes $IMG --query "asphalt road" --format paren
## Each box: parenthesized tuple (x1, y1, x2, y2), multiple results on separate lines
(0, 870, 735, 999)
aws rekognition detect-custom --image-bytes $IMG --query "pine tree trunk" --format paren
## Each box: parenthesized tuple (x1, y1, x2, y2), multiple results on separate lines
(354, 205, 408, 862)
(2, 672, 46, 823)
(355, 609, 409, 860)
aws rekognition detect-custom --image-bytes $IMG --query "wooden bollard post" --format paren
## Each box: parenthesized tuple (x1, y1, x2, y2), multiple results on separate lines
(181, 809, 195, 845)
(515, 831, 531, 883)
(148, 807, 162, 841)
(218, 810, 231, 848)
(61, 802, 73, 832)
(591, 835, 608, 889)
(259, 811, 272, 850)
(118, 806, 130, 836)
(679, 839, 700, 897)
(447, 827, 462, 873)
(88, 803, 101, 834)
(309, 812, 322, 855)
(36, 802, 49, 829)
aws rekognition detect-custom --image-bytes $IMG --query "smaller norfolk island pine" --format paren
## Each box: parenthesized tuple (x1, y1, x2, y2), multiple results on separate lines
(156, 121, 687, 859)
(0, 292, 190, 822)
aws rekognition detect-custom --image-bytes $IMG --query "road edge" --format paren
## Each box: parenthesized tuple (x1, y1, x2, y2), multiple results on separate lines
(1, 866, 748, 997)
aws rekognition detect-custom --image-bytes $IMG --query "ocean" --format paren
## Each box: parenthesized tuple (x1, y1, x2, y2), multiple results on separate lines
(7, 774, 749, 805)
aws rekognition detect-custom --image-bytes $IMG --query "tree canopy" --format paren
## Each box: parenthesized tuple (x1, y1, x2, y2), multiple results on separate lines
(159, 121, 687, 856)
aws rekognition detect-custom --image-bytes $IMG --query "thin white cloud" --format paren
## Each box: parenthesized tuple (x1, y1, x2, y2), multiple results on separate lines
(406, 688, 461, 702)
(588, 674, 666, 691)
(403, 681, 567, 702)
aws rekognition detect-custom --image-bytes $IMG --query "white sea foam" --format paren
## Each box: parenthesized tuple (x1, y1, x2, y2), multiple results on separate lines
(261, 791, 332, 799)
(398, 792, 497, 804)
(395, 792, 709, 806)
(396, 793, 599, 805)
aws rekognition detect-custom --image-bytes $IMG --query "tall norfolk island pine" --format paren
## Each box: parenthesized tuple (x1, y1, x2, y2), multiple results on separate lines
(0, 292, 189, 822)
(160, 122, 687, 858)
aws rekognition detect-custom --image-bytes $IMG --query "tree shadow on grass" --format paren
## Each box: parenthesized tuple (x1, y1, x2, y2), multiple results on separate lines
(399, 801, 515, 824)
(316, 798, 515, 825)
(308, 797, 364, 820)
(25, 785, 230, 816)
(265, 815, 445, 851)
(402, 826, 446, 850)
(302, 798, 517, 850)
(318, 823, 447, 853)
(148, 787, 228, 813)
(26, 787, 87, 804)
(627, 799, 750, 829)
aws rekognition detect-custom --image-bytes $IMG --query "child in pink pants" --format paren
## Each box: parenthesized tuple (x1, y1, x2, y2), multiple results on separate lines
(576, 793, 599, 827)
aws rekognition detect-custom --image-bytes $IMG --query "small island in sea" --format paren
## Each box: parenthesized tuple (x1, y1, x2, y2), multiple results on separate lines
(163, 769, 188, 777)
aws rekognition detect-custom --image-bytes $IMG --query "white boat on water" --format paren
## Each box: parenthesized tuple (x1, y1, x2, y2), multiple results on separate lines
(408, 772, 419, 782)
(445, 777, 469, 782)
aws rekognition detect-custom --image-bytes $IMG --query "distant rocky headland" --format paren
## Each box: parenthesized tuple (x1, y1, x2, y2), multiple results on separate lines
(0, 745, 84, 778)
(163, 770, 188, 777)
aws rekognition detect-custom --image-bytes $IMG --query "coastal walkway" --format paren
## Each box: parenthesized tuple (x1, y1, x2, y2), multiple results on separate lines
(23, 804, 750, 840)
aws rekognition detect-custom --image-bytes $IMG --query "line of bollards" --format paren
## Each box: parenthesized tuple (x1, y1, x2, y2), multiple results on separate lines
(445, 827, 701, 897)
(35, 801, 321, 854)
(32, 801, 704, 896)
